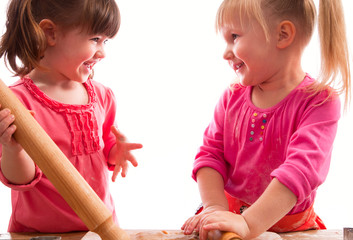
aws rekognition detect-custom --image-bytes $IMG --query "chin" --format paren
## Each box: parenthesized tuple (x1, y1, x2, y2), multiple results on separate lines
(238, 76, 257, 87)
(239, 79, 252, 87)
(76, 74, 90, 83)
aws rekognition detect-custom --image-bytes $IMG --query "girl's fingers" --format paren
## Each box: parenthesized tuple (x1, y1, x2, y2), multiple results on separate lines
(126, 143, 143, 150)
(0, 124, 16, 143)
(0, 111, 14, 130)
(127, 153, 138, 167)
(203, 222, 219, 231)
(0, 108, 11, 121)
(29, 110, 35, 117)
(111, 126, 126, 141)
(112, 165, 121, 182)
(0, 111, 16, 145)
(121, 163, 128, 178)
(183, 215, 200, 235)
(110, 126, 142, 181)
(111, 126, 142, 150)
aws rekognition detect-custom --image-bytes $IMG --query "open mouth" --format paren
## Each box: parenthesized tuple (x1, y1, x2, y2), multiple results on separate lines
(229, 61, 244, 71)
(84, 62, 94, 71)
(234, 62, 244, 71)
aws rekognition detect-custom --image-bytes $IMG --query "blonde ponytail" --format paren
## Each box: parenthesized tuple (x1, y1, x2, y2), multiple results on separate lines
(318, 0, 351, 107)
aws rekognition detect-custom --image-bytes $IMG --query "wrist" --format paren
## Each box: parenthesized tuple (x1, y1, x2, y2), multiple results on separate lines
(107, 145, 118, 165)
(241, 209, 270, 239)
(203, 203, 228, 211)
(240, 214, 255, 240)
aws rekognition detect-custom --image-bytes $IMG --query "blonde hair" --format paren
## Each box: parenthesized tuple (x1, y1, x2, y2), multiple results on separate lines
(0, 0, 120, 77)
(216, 0, 351, 106)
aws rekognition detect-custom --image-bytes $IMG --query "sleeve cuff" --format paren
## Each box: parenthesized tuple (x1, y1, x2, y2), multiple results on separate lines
(192, 160, 228, 184)
(107, 162, 115, 171)
(0, 164, 43, 191)
(271, 165, 311, 205)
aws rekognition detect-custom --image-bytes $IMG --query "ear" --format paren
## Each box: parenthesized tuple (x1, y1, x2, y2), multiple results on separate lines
(39, 19, 57, 47)
(276, 20, 296, 49)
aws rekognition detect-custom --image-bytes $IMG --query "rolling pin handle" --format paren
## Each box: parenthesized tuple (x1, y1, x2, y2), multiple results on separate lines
(208, 230, 242, 240)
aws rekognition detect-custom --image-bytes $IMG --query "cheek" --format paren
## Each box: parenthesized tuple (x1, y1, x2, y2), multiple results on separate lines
(232, 39, 251, 58)
(82, 47, 97, 60)
(236, 42, 264, 64)
(70, 50, 92, 65)
(233, 44, 247, 61)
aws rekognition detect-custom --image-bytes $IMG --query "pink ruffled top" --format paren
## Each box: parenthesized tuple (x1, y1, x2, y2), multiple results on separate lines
(23, 76, 101, 156)
(0, 76, 118, 232)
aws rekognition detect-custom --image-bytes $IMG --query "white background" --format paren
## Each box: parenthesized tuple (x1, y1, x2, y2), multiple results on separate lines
(0, 0, 352, 232)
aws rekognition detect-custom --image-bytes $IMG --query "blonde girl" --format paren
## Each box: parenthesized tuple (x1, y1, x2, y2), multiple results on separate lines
(0, 0, 142, 232)
(182, 0, 350, 239)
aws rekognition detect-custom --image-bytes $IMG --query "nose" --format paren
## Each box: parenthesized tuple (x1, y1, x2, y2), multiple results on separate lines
(223, 44, 234, 61)
(95, 45, 106, 59)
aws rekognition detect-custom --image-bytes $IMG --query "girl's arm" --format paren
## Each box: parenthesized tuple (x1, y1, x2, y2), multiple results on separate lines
(182, 167, 229, 234)
(200, 178, 297, 240)
(241, 178, 297, 238)
(1, 145, 36, 185)
(197, 167, 229, 210)
(0, 108, 35, 184)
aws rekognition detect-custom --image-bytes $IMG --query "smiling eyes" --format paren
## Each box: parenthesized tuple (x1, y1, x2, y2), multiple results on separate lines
(232, 34, 239, 41)
(91, 37, 109, 44)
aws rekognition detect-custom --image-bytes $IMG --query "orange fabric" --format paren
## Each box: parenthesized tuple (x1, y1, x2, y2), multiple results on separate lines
(225, 192, 326, 233)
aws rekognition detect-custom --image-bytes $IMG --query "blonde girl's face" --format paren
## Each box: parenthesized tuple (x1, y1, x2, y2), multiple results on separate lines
(221, 13, 280, 87)
(45, 27, 109, 83)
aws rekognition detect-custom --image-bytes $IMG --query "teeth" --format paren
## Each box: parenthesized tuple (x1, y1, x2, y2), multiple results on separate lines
(235, 63, 243, 69)
(229, 61, 244, 70)
(84, 63, 93, 70)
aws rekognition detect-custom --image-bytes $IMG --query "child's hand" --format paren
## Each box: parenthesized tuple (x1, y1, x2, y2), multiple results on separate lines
(109, 126, 143, 182)
(0, 108, 36, 149)
(182, 205, 227, 235)
(0, 107, 19, 149)
(199, 211, 250, 240)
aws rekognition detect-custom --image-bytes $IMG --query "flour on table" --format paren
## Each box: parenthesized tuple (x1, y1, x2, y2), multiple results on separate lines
(82, 230, 282, 240)
(253, 232, 282, 240)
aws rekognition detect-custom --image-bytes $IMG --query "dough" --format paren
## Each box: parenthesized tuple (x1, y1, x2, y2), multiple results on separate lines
(82, 231, 102, 240)
(82, 230, 282, 240)
(132, 230, 198, 240)
(253, 232, 282, 240)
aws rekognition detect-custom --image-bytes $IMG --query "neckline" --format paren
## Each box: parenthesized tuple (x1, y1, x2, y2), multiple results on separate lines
(245, 74, 312, 112)
(22, 76, 97, 112)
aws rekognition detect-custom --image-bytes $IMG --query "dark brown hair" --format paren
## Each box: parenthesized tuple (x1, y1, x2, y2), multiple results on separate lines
(0, 0, 121, 77)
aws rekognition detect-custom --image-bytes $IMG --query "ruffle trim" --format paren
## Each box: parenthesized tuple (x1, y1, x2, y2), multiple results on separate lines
(22, 76, 101, 156)
(22, 76, 97, 113)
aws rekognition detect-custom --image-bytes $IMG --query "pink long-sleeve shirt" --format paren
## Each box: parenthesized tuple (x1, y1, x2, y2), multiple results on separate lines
(192, 75, 340, 214)
(0, 76, 118, 232)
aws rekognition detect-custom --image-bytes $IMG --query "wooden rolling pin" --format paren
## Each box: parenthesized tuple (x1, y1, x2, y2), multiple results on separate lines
(219, 231, 242, 240)
(0, 78, 129, 240)
(210, 230, 242, 240)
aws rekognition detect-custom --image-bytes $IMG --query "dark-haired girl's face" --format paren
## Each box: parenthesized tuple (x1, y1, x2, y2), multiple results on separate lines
(44, 27, 109, 83)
